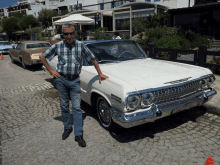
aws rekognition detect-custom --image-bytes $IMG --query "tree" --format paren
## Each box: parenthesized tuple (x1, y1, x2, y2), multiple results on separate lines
(19, 15, 39, 30)
(38, 8, 58, 28)
(2, 17, 20, 37)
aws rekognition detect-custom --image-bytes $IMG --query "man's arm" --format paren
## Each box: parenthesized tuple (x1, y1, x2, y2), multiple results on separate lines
(39, 55, 60, 78)
(91, 58, 108, 83)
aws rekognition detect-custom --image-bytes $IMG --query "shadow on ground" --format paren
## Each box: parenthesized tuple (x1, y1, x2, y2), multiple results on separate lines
(81, 103, 208, 143)
(13, 61, 43, 72)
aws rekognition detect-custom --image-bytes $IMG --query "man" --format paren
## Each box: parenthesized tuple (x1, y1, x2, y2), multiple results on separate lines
(39, 24, 108, 147)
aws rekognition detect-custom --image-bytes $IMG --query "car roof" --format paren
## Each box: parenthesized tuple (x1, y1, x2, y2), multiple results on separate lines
(83, 39, 134, 45)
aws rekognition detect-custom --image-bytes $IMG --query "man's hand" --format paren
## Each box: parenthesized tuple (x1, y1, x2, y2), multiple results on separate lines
(50, 70, 60, 78)
(99, 73, 108, 84)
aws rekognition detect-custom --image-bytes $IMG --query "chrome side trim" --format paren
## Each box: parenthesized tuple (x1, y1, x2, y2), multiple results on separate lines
(111, 94, 122, 103)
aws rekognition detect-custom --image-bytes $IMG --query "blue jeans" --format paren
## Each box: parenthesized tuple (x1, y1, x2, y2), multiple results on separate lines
(54, 76, 83, 136)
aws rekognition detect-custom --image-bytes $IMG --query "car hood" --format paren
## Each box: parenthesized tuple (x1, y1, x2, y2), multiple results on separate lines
(100, 58, 212, 91)
(0, 45, 13, 49)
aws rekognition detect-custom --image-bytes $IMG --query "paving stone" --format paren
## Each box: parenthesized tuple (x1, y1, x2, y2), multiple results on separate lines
(1, 56, 220, 165)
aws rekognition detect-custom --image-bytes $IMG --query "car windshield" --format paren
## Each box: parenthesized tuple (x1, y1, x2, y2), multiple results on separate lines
(86, 40, 147, 63)
(0, 42, 10, 45)
(26, 43, 50, 49)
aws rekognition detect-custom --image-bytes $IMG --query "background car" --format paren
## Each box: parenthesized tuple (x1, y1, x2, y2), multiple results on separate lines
(0, 41, 14, 55)
(9, 41, 51, 69)
(43, 39, 217, 131)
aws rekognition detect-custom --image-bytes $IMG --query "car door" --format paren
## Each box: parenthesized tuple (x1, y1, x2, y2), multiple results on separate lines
(12, 43, 22, 61)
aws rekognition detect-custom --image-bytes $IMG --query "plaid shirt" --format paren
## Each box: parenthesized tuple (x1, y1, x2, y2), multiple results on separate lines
(43, 40, 95, 75)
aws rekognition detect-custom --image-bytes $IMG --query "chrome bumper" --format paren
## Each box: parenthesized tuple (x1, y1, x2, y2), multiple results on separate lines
(111, 88, 217, 128)
(31, 59, 42, 65)
(0, 50, 9, 54)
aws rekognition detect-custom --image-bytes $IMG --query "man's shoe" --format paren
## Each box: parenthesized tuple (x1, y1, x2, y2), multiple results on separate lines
(75, 135, 86, 147)
(62, 128, 73, 140)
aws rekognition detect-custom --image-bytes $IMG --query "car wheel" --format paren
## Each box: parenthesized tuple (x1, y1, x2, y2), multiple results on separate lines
(9, 55, 15, 63)
(21, 58, 28, 69)
(97, 96, 116, 131)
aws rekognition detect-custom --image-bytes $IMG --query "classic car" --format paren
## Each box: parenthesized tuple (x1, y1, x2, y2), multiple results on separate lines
(0, 41, 14, 54)
(9, 41, 51, 69)
(42, 39, 217, 131)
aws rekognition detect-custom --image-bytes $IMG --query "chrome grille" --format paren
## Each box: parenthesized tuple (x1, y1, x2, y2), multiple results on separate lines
(152, 80, 200, 104)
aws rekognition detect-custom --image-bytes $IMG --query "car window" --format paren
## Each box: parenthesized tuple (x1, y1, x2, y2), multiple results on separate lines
(26, 43, 50, 49)
(16, 43, 22, 50)
(86, 41, 147, 62)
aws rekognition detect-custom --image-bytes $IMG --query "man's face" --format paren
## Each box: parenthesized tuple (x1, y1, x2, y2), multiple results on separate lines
(63, 26, 76, 44)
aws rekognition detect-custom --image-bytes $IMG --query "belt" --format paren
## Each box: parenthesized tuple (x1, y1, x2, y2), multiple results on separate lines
(59, 73, 79, 80)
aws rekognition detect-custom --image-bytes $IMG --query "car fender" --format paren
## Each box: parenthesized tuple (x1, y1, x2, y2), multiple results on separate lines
(90, 88, 112, 107)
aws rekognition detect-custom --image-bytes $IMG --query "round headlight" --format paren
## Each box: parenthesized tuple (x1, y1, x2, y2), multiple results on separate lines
(206, 77, 214, 87)
(198, 79, 207, 90)
(141, 93, 154, 107)
(127, 95, 140, 110)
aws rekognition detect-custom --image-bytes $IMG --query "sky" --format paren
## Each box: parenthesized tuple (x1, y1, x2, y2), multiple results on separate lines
(0, 0, 18, 9)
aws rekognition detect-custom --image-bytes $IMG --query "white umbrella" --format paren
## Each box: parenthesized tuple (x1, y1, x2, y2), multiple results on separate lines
(54, 14, 95, 25)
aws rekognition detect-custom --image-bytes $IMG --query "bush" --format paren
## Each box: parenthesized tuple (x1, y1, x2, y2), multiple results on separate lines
(93, 27, 110, 40)
(207, 57, 220, 74)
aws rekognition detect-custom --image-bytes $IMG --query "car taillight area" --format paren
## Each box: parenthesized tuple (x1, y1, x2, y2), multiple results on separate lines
(30, 53, 41, 60)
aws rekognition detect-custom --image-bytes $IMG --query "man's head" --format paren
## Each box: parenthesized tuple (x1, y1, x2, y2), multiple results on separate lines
(62, 24, 76, 44)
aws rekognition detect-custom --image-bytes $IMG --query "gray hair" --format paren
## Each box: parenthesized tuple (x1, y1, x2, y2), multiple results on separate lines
(62, 24, 75, 32)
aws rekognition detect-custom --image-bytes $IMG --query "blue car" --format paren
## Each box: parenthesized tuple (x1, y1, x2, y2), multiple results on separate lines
(0, 41, 14, 54)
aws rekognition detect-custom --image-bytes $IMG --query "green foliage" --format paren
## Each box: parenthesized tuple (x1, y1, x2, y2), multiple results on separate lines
(38, 8, 58, 28)
(19, 15, 39, 30)
(77, 30, 87, 41)
(132, 17, 149, 35)
(13, 12, 24, 19)
(2, 17, 20, 34)
(121, 13, 169, 36)
(93, 27, 109, 40)
(137, 26, 212, 50)
(207, 57, 220, 74)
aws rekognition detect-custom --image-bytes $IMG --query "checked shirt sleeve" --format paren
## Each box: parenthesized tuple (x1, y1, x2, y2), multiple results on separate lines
(81, 43, 95, 63)
(42, 43, 57, 61)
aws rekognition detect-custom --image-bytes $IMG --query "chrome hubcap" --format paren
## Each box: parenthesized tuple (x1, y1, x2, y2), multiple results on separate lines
(99, 100, 110, 124)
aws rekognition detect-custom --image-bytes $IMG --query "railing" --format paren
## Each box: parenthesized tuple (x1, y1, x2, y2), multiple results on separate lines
(142, 44, 220, 70)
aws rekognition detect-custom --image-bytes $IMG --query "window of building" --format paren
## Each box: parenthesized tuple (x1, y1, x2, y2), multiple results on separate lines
(154, 0, 160, 1)
(145, 0, 151, 2)
(111, 2, 115, 9)
(100, 3, 104, 10)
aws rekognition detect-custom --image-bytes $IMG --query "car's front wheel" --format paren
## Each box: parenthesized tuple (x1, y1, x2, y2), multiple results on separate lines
(9, 54, 15, 63)
(96, 96, 116, 131)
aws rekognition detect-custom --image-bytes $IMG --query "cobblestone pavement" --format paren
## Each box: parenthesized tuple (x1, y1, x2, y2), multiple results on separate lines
(1, 55, 220, 165)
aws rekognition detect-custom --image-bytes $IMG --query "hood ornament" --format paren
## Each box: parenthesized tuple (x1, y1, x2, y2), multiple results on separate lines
(164, 77, 191, 84)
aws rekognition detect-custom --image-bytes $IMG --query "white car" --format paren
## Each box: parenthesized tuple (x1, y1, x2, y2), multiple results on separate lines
(43, 40, 217, 131)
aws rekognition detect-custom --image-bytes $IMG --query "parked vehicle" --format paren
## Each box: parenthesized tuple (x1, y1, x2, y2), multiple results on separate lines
(43, 39, 217, 131)
(9, 41, 51, 69)
(0, 41, 14, 54)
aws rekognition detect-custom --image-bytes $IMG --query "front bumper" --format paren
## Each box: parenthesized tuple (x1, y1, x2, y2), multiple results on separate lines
(31, 59, 42, 65)
(0, 50, 9, 54)
(111, 88, 217, 128)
